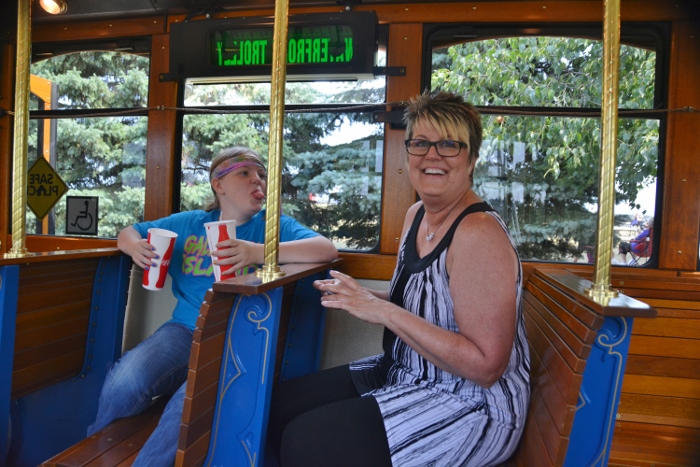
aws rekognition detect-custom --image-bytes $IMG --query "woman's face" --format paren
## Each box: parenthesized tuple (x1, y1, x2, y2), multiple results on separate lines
(212, 163, 267, 218)
(407, 121, 474, 202)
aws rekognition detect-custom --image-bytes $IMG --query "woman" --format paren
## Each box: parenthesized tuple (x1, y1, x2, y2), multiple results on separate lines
(268, 92, 530, 467)
(619, 216, 653, 263)
(88, 147, 337, 466)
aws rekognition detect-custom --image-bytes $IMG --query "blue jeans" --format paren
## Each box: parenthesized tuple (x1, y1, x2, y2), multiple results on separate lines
(88, 322, 193, 467)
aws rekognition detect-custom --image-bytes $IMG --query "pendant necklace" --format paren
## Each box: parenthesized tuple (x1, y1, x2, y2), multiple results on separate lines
(425, 202, 460, 241)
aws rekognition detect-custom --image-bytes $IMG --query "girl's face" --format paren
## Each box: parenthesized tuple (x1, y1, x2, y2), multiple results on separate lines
(212, 163, 267, 221)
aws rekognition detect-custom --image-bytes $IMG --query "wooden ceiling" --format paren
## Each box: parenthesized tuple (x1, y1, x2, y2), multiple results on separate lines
(1, 0, 619, 25)
(1, 0, 697, 39)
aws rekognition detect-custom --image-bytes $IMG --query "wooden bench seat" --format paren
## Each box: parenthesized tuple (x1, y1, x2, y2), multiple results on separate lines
(504, 268, 655, 467)
(1, 250, 131, 466)
(42, 263, 657, 467)
(603, 271, 700, 467)
(41, 397, 167, 467)
(42, 260, 339, 467)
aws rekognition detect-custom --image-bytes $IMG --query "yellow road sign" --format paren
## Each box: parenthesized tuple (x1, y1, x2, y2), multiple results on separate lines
(27, 158, 68, 219)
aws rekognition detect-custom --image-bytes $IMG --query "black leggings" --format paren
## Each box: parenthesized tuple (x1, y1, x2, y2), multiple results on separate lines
(267, 365, 393, 467)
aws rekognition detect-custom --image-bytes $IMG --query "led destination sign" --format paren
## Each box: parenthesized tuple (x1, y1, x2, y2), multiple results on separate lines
(211, 25, 355, 68)
(166, 12, 377, 82)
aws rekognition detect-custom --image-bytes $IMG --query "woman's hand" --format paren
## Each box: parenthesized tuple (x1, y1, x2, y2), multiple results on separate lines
(313, 270, 392, 325)
(212, 238, 264, 272)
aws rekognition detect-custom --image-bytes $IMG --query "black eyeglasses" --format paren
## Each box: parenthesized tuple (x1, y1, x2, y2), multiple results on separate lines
(405, 139, 467, 157)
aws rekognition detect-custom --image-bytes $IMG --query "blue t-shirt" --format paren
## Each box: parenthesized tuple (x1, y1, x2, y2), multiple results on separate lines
(133, 209, 319, 329)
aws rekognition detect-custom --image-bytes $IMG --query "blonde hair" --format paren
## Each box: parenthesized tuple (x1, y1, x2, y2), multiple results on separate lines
(205, 147, 266, 211)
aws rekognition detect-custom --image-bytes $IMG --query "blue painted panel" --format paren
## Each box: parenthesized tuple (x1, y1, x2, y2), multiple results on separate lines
(6, 255, 131, 467)
(204, 288, 283, 467)
(0, 265, 20, 465)
(564, 316, 633, 467)
(279, 271, 328, 382)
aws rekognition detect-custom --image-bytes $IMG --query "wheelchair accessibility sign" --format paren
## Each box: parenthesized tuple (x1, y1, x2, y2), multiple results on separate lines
(66, 196, 99, 236)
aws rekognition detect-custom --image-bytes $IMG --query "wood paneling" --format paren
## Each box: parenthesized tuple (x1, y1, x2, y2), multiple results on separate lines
(659, 19, 700, 271)
(0, 44, 14, 256)
(145, 33, 179, 221)
(605, 270, 700, 466)
(32, 16, 167, 43)
(24, 235, 117, 252)
(509, 269, 613, 467)
(11, 258, 100, 399)
(338, 252, 397, 280)
(380, 22, 422, 255)
(609, 422, 700, 467)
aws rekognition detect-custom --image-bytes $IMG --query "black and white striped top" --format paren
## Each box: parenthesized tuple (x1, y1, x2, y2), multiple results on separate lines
(351, 202, 530, 466)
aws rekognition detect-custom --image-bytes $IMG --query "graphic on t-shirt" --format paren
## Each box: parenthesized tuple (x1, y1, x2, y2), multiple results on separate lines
(183, 234, 214, 277)
(182, 233, 257, 278)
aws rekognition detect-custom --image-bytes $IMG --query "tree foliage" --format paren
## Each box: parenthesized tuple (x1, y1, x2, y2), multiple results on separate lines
(29, 52, 149, 237)
(432, 37, 658, 260)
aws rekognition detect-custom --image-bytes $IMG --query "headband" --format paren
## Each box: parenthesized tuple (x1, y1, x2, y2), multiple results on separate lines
(211, 156, 266, 181)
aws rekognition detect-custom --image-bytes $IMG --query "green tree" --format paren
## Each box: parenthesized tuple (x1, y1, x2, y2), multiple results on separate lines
(180, 81, 384, 250)
(432, 37, 658, 260)
(30, 51, 149, 237)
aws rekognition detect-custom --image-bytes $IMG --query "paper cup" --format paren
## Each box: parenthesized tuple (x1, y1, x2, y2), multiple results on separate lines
(204, 220, 237, 281)
(142, 228, 178, 291)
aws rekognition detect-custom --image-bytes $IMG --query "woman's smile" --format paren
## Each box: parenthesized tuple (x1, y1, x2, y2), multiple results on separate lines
(422, 167, 447, 175)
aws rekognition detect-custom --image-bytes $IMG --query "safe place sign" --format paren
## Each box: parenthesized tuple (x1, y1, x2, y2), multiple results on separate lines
(27, 157, 68, 219)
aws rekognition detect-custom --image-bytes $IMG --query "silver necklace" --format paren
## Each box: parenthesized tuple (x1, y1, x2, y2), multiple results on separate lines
(425, 202, 460, 241)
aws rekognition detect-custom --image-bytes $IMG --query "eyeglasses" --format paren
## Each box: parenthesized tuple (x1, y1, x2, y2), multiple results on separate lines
(405, 139, 467, 157)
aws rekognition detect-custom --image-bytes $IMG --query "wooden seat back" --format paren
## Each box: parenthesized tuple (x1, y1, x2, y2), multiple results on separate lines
(506, 268, 655, 467)
(606, 270, 700, 466)
(176, 262, 334, 466)
(42, 260, 338, 467)
(176, 282, 296, 466)
(509, 268, 603, 465)
(12, 257, 100, 398)
(2, 250, 131, 466)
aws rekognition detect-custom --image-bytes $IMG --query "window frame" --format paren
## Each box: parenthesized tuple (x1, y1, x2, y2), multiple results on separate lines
(171, 26, 390, 253)
(421, 21, 670, 266)
(27, 38, 152, 238)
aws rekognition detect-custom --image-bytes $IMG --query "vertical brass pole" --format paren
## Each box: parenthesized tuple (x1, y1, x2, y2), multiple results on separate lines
(257, 0, 289, 281)
(5, 0, 31, 258)
(588, 0, 620, 301)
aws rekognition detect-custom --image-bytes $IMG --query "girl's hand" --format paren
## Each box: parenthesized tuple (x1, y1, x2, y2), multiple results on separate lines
(212, 238, 263, 272)
(132, 239, 159, 270)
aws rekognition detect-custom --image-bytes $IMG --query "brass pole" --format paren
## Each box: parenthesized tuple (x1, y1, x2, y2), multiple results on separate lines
(257, 0, 289, 281)
(587, 0, 620, 301)
(5, 0, 31, 258)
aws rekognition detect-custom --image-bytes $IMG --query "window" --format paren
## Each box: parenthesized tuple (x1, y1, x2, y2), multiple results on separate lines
(427, 24, 665, 265)
(29, 46, 150, 238)
(179, 54, 387, 251)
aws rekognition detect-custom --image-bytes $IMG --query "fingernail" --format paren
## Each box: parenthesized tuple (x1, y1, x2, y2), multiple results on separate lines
(152, 263, 157, 268)
(144, 266, 149, 270)
(154, 255, 160, 259)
